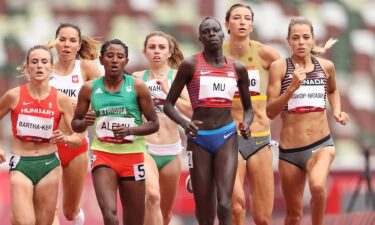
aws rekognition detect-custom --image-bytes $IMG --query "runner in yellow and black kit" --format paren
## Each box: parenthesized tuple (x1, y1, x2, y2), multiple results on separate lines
(224, 4, 280, 225)
(72, 39, 159, 225)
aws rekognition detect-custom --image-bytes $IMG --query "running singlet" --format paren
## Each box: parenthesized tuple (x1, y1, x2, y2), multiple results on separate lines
(223, 41, 268, 99)
(142, 69, 173, 112)
(90, 75, 146, 154)
(187, 52, 238, 109)
(11, 84, 61, 142)
(49, 60, 84, 100)
(281, 57, 328, 113)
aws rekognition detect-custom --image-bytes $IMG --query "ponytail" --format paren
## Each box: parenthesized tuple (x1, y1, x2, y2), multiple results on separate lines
(166, 34, 184, 68)
(311, 38, 337, 56)
(78, 36, 100, 60)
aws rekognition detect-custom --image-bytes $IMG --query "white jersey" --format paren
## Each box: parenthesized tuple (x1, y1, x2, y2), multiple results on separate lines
(49, 60, 84, 100)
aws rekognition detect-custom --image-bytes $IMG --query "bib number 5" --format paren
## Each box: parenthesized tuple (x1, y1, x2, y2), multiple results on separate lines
(134, 163, 145, 181)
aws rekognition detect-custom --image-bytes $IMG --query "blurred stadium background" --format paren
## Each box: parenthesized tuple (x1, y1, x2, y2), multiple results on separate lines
(0, 0, 374, 224)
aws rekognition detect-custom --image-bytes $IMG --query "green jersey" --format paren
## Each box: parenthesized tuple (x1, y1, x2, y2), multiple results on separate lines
(90, 74, 146, 154)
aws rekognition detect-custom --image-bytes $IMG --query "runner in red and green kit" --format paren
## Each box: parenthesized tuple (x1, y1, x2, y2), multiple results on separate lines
(0, 45, 82, 225)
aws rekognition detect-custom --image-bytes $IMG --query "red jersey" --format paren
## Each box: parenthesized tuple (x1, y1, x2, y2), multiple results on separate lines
(11, 84, 61, 142)
(187, 52, 238, 109)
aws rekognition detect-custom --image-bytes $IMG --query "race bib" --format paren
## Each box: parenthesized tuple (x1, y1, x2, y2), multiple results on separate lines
(146, 79, 171, 111)
(288, 84, 325, 111)
(49, 75, 81, 99)
(95, 116, 135, 144)
(16, 114, 54, 141)
(187, 151, 193, 168)
(199, 76, 237, 100)
(134, 163, 145, 181)
(248, 70, 260, 94)
(234, 70, 260, 97)
(9, 155, 21, 169)
(90, 154, 97, 168)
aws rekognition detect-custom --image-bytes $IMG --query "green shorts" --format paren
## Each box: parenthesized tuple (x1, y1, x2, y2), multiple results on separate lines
(149, 154, 176, 170)
(9, 152, 60, 185)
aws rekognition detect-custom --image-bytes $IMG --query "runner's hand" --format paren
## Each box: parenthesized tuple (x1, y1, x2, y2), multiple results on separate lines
(85, 110, 96, 126)
(184, 120, 203, 138)
(50, 129, 68, 144)
(112, 124, 131, 139)
(334, 111, 349, 125)
(290, 63, 306, 92)
(239, 122, 250, 139)
(155, 73, 169, 94)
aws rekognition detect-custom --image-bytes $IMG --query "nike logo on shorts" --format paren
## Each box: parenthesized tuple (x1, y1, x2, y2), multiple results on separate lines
(45, 160, 55, 165)
(256, 141, 265, 145)
(224, 132, 232, 139)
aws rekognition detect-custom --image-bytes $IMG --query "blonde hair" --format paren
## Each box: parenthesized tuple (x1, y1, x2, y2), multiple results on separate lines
(143, 31, 184, 69)
(17, 45, 53, 80)
(48, 23, 100, 60)
(78, 36, 101, 60)
(288, 17, 337, 56)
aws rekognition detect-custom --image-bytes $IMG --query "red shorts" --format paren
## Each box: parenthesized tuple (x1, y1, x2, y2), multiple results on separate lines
(91, 150, 145, 181)
(57, 138, 88, 167)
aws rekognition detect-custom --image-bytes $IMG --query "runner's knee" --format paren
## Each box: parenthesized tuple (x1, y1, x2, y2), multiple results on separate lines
(102, 208, 118, 225)
(63, 207, 80, 221)
(285, 210, 303, 225)
(146, 188, 161, 207)
(309, 181, 326, 200)
(231, 195, 245, 217)
(12, 216, 35, 225)
(162, 210, 173, 225)
(217, 198, 231, 221)
(253, 213, 271, 225)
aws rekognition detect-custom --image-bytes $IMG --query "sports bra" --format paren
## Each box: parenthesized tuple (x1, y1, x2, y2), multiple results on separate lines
(281, 57, 328, 113)
(187, 52, 238, 109)
(11, 84, 61, 142)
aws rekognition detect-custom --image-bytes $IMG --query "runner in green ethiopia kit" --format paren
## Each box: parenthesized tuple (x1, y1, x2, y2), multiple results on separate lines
(90, 74, 146, 153)
(0, 45, 82, 225)
(72, 39, 159, 225)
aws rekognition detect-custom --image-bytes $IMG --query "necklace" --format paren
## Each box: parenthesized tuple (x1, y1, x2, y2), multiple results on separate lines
(291, 56, 311, 69)
(229, 40, 251, 59)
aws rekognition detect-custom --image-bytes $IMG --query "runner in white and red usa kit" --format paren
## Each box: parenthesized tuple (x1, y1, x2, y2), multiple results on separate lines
(164, 17, 254, 225)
